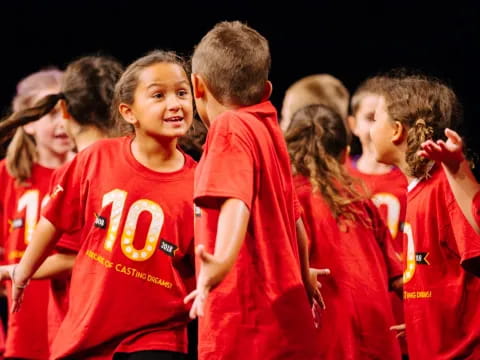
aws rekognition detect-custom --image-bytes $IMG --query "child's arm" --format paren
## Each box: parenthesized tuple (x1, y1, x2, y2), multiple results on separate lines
(185, 198, 250, 319)
(419, 128, 480, 233)
(295, 218, 329, 309)
(11, 216, 61, 311)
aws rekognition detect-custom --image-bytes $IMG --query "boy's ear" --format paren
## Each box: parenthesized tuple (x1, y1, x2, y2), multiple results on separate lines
(191, 73, 205, 99)
(118, 103, 137, 126)
(391, 121, 406, 145)
(261, 81, 273, 102)
(347, 115, 357, 133)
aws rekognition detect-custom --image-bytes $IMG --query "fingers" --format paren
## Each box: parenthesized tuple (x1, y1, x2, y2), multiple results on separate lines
(389, 324, 406, 331)
(310, 268, 331, 277)
(184, 289, 198, 304)
(445, 128, 462, 144)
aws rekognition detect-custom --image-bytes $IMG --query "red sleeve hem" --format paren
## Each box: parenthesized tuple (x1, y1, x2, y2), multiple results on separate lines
(194, 190, 251, 211)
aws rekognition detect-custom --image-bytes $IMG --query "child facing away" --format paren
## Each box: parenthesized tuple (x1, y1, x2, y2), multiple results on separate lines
(286, 104, 402, 360)
(0, 68, 73, 360)
(184, 20, 324, 360)
(370, 74, 480, 359)
(5, 50, 197, 360)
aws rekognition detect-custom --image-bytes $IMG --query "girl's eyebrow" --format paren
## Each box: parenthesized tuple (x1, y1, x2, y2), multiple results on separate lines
(147, 80, 190, 89)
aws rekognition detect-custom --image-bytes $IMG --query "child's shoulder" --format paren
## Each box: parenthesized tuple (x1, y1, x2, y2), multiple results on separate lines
(77, 136, 129, 159)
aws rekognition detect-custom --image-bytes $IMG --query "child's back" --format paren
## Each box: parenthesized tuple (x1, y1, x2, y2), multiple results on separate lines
(190, 21, 319, 359)
(287, 104, 402, 360)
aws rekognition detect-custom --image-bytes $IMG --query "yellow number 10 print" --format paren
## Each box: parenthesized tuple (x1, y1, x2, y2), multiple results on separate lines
(101, 189, 164, 261)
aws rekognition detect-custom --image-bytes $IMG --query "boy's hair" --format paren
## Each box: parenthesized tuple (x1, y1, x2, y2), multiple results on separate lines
(191, 21, 271, 106)
(380, 75, 462, 178)
(285, 104, 368, 226)
(0, 56, 124, 183)
(6, 69, 63, 184)
(284, 74, 350, 121)
(350, 76, 387, 116)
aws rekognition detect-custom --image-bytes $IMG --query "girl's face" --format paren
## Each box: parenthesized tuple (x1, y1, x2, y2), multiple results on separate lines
(128, 62, 193, 140)
(24, 87, 73, 157)
(370, 96, 398, 165)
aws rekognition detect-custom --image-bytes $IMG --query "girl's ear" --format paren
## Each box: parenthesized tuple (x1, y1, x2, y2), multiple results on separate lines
(392, 121, 406, 145)
(191, 73, 206, 99)
(118, 103, 137, 126)
(23, 122, 36, 135)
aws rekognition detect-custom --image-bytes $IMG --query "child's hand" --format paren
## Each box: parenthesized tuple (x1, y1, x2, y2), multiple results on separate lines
(390, 323, 406, 339)
(184, 244, 221, 319)
(307, 267, 330, 310)
(418, 128, 465, 173)
(11, 265, 29, 313)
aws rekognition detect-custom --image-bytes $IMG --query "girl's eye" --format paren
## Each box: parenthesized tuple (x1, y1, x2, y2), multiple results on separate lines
(177, 89, 189, 97)
(153, 93, 164, 99)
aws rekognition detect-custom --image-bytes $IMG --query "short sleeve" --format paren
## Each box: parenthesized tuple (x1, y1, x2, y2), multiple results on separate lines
(42, 156, 85, 234)
(195, 117, 254, 210)
(445, 188, 480, 264)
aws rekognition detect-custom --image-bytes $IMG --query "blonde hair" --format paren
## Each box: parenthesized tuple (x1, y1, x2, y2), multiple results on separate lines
(6, 69, 63, 184)
(283, 74, 350, 122)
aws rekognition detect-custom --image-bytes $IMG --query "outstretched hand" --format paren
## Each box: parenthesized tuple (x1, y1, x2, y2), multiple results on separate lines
(418, 128, 464, 173)
(184, 245, 221, 319)
(390, 323, 406, 339)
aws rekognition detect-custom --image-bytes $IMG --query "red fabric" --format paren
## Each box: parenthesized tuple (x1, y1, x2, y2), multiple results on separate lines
(346, 157, 408, 352)
(404, 165, 480, 359)
(471, 190, 480, 229)
(295, 175, 402, 360)
(41, 137, 196, 359)
(0, 160, 51, 359)
(194, 101, 320, 360)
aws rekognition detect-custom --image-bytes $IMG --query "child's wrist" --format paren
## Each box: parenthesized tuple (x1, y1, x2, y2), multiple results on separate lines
(12, 265, 30, 289)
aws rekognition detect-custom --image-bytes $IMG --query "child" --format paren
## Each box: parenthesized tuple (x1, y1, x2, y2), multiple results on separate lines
(370, 74, 480, 359)
(347, 77, 407, 252)
(0, 68, 72, 360)
(419, 128, 480, 233)
(184, 21, 322, 360)
(286, 104, 402, 360)
(280, 73, 349, 132)
(7, 50, 196, 360)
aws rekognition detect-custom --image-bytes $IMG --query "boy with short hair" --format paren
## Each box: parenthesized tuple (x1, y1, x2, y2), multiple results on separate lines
(185, 21, 322, 360)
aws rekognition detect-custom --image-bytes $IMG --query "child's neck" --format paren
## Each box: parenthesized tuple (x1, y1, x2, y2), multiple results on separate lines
(75, 126, 107, 152)
(356, 152, 393, 175)
(206, 97, 241, 127)
(36, 146, 69, 169)
(131, 134, 184, 173)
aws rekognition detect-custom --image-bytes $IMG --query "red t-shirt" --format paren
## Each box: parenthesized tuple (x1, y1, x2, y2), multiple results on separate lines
(0, 160, 51, 359)
(44, 162, 82, 348)
(295, 175, 402, 360)
(404, 165, 480, 359)
(346, 156, 408, 353)
(41, 136, 196, 359)
(471, 190, 480, 229)
(346, 156, 407, 253)
(194, 101, 319, 360)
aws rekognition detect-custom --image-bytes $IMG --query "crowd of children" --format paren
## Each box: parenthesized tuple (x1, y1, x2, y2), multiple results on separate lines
(0, 20, 478, 360)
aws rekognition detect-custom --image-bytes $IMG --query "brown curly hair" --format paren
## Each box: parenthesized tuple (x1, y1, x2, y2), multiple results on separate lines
(379, 75, 462, 178)
(285, 104, 368, 225)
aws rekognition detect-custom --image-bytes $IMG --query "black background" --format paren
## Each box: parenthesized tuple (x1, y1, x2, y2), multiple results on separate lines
(0, 1, 479, 155)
